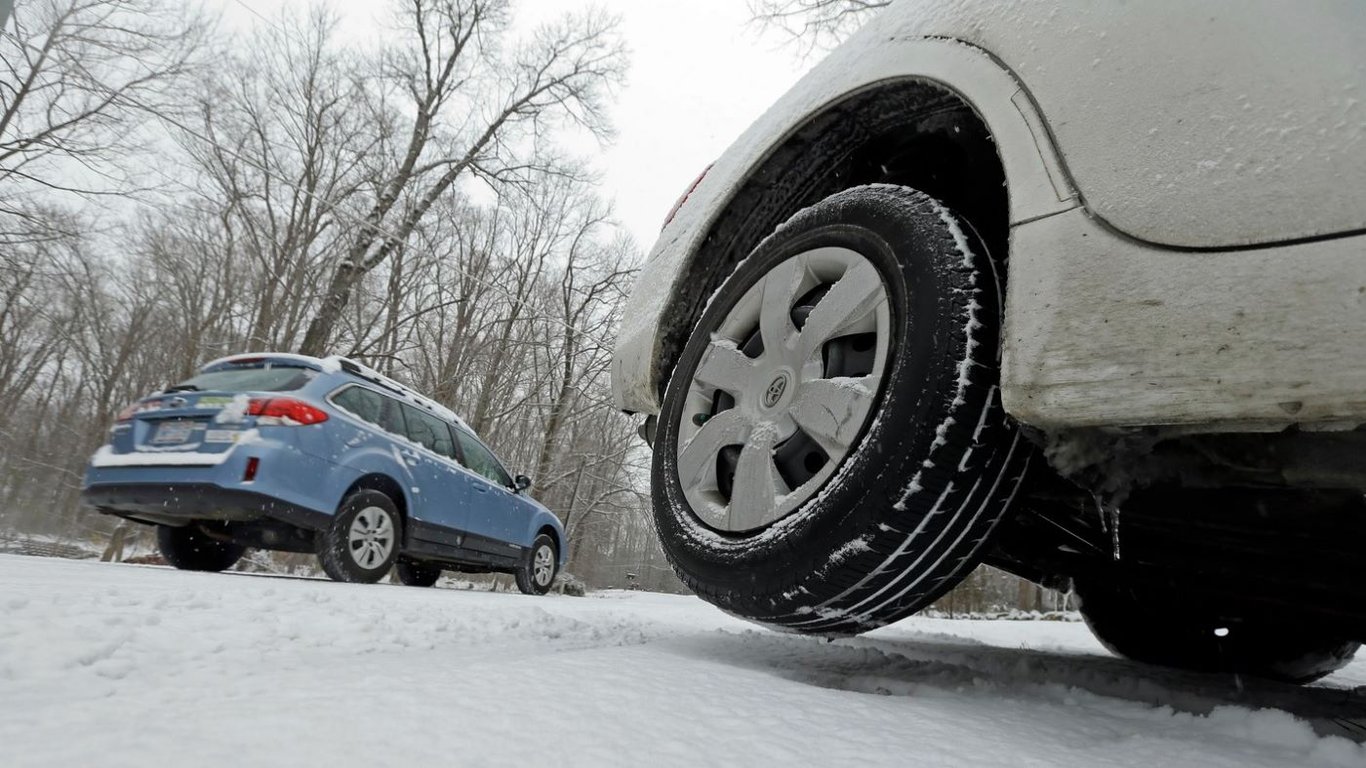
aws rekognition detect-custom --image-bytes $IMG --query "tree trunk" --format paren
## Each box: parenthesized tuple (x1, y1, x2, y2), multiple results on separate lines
(298, 261, 360, 356)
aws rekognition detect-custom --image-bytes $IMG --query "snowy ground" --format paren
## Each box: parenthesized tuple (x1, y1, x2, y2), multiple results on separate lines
(3, 555, 1365, 767)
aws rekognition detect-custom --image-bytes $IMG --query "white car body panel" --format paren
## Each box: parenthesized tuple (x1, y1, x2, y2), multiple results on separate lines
(883, 0, 1366, 248)
(1004, 210, 1366, 430)
(612, 1, 1366, 434)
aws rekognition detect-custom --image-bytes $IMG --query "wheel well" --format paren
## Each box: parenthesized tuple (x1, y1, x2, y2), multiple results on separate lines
(344, 473, 409, 526)
(537, 525, 562, 556)
(654, 79, 1008, 396)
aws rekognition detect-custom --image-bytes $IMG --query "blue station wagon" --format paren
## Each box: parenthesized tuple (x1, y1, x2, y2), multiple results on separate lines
(81, 353, 566, 594)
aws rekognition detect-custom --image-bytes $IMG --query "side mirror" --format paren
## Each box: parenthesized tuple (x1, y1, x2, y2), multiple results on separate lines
(514, 474, 532, 493)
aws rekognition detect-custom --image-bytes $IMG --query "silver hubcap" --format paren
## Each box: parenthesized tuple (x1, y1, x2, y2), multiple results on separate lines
(676, 247, 891, 532)
(348, 506, 395, 570)
(533, 545, 555, 586)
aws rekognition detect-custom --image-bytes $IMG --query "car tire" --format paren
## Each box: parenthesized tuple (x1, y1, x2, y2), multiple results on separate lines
(396, 560, 442, 588)
(317, 489, 402, 584)
(515, 534, 558, 596)
(156, 523, 246, 572)
(653, 184, 1032, 635)
(1077, 580, 1360, 684)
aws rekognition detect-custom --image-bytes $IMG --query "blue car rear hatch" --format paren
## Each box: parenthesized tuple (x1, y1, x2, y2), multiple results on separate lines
(96, 356, 325, 466)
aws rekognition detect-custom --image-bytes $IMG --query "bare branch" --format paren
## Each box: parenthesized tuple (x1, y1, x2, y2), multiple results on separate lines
(748, 0, 889, 51)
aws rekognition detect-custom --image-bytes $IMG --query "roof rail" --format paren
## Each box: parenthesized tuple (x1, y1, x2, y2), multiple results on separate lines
(329, 356, 472, 433)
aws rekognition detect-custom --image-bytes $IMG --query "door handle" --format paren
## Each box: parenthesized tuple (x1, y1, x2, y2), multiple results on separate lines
(473, 482, 489, 493)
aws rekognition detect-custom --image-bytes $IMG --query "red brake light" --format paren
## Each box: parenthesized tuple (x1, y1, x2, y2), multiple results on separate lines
(247, 397, 328, 426)
(661, 164, 712, 231)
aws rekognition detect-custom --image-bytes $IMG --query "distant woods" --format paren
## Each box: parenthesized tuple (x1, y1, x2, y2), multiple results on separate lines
(748, 0, 890, 49)
(0, 0, 673, 589)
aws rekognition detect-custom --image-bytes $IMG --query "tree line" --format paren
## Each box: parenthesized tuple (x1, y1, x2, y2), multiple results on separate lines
(1, 0, 681, 590)
(2, 0, 1067, 608)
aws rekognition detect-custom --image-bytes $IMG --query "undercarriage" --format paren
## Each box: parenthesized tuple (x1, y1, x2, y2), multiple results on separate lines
(992, 427, 1366, 640)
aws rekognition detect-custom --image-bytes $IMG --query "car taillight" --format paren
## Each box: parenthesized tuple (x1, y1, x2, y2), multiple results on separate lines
(247, 397, 328, 426)
(661, 164, 712, 231)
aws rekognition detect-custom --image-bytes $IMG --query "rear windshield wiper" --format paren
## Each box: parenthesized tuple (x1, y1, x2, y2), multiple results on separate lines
(163, 384, 200, 393)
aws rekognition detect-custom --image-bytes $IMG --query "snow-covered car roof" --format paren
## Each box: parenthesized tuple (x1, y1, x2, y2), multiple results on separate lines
(200, 352, 475, 436)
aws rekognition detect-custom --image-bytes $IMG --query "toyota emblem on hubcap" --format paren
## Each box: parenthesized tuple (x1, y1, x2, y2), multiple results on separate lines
(763, 373, 790, 408)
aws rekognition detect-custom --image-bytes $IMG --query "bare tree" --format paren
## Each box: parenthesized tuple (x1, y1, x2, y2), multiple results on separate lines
(133, 208, 248, 379)
(0, 0, 686, 592)
(297, 0, 625, 356)
(531, 229, 634, 491)
(749, 0, 889, 49)
(0, 242, 65, 416)
(0, 0, 204, 241)
(169, 7, 373, 352)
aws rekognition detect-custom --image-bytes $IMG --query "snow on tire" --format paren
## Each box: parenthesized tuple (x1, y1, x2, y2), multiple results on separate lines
(652, 184, 1033, 635)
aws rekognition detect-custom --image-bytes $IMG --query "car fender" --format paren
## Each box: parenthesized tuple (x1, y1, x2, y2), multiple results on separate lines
(877, 0, 1366, 249)
(523, 505, 568, 567)
(613, 1, 1366, 417)
(325, 444, 416, 518)
(613, 33, 1075, 415)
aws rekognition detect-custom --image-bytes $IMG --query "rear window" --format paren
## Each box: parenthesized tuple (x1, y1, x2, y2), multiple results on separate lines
(171, 362, 317, 393)
(332, 386, 386, 424)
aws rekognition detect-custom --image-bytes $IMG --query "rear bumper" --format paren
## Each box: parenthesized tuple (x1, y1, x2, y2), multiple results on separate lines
(82, 432, 342, 529)
(82, 483, 330, 530)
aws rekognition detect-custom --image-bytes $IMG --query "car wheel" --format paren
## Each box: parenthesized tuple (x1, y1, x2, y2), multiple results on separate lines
(156, 523, 246, 572)
(653, 184, 1032, 635)
(317, 489, 402, 583)
(395, 560, 442, 588)
(515, 534, 558, 595)
(1077, 580, 1360, 684)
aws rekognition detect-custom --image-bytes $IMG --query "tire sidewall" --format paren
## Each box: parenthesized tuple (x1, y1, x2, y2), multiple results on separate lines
(319, 490, 402, 583)
(517, 534, 558, 595)
(654, 186, 1001, 606)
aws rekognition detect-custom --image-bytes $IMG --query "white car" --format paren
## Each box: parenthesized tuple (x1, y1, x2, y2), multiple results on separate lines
(611, 0, 1366, 683)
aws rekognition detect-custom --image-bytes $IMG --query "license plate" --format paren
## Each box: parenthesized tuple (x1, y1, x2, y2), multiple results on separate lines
(152, 421, 198, 444)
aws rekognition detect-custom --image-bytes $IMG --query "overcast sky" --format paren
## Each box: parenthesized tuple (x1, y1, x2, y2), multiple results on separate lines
(223, 0, 816, 251)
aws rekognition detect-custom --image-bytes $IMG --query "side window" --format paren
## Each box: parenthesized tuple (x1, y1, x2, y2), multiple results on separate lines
(453, 429, 512, 488)
(378, 396, 406, 436)
(401, 404, 458, 460)
(331, 386, 384, 425)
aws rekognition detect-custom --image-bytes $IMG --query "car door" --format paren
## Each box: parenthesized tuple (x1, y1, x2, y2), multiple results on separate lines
(395, 403, 475, 541)
(452, 428, 536, 551)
